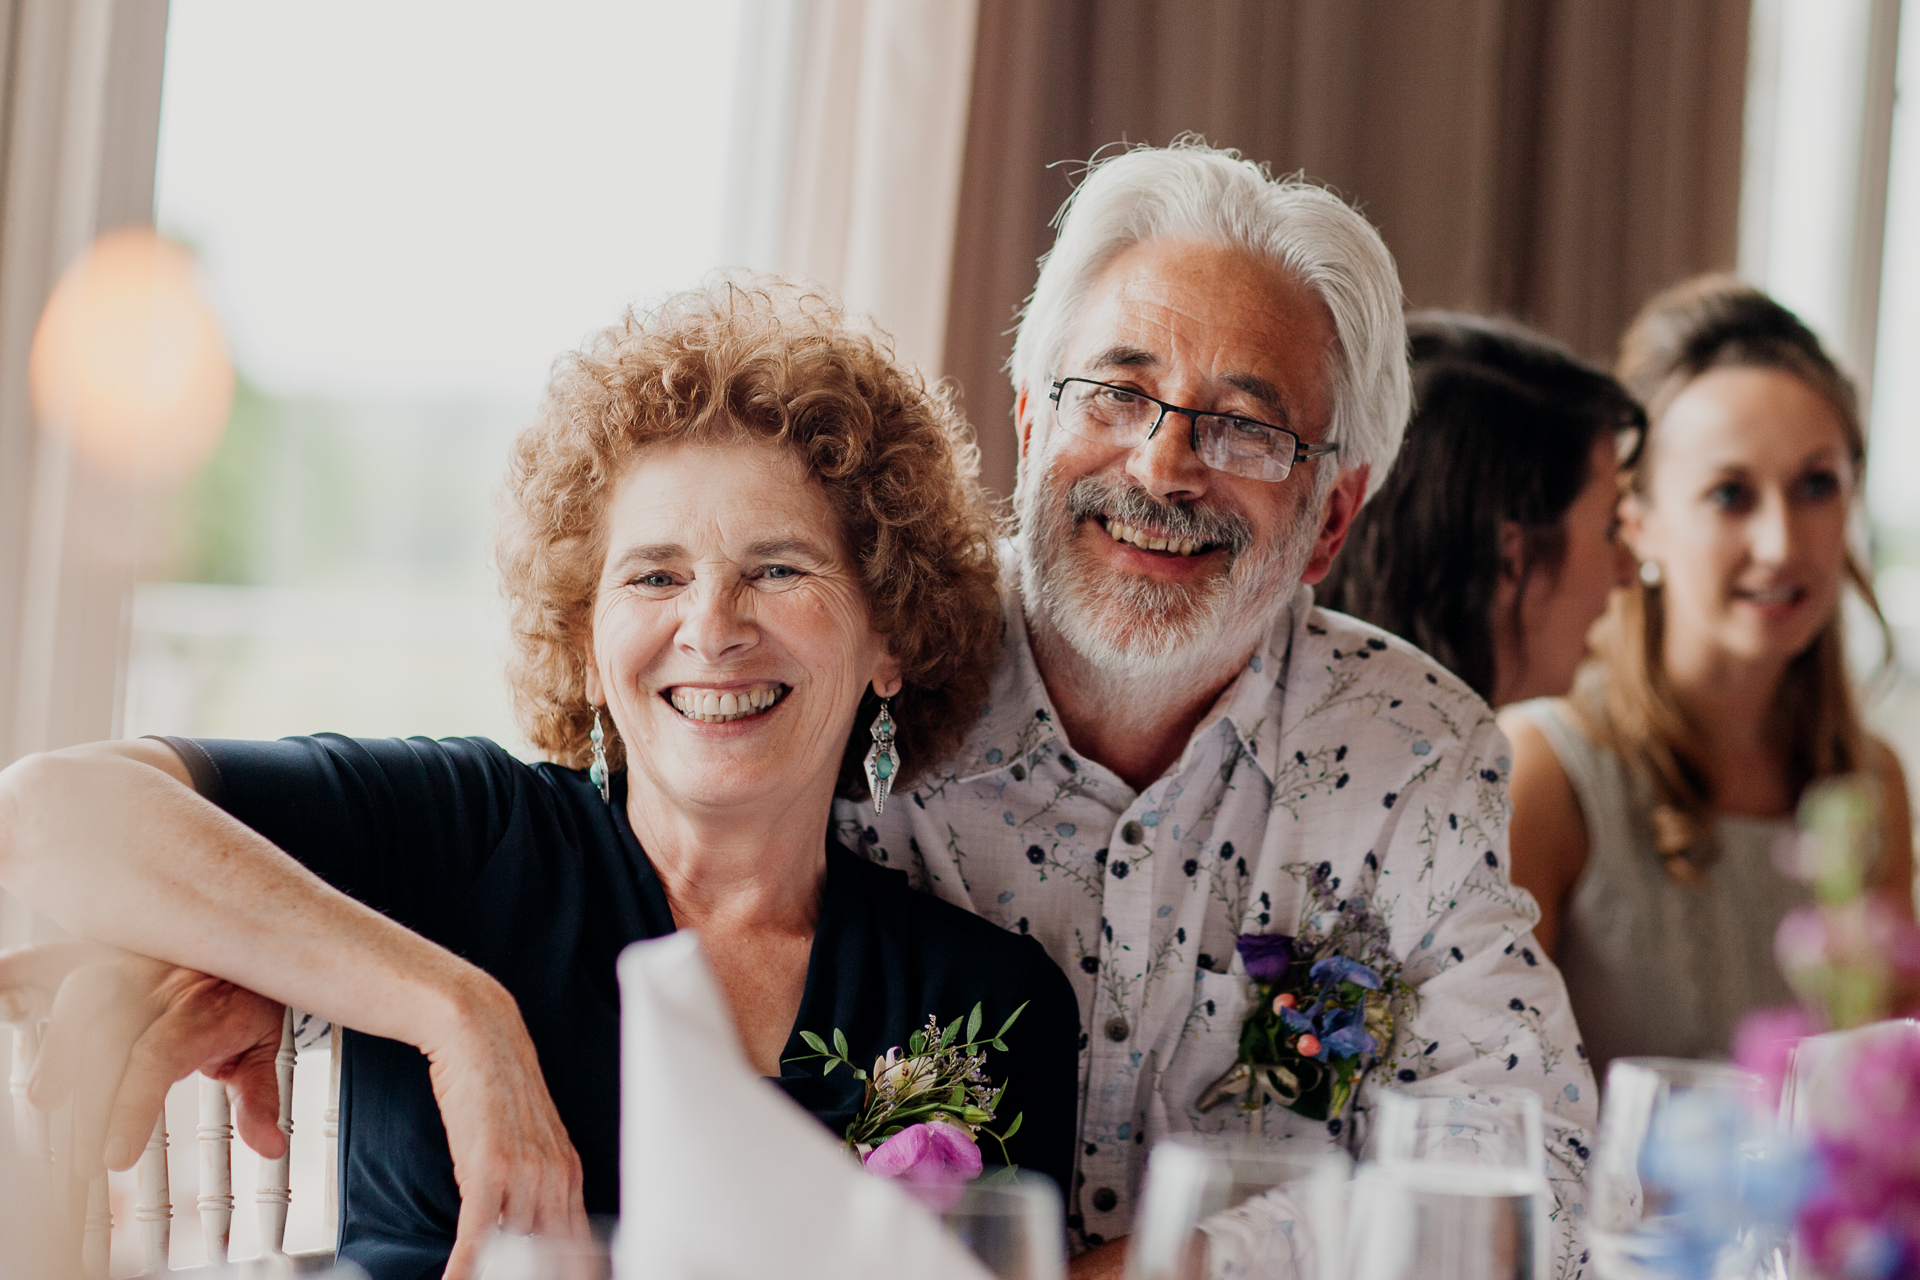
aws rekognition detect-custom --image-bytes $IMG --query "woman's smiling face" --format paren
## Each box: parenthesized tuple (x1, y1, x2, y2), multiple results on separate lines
(585, 438, 899, 817)
(1626, 364, 1855, 669)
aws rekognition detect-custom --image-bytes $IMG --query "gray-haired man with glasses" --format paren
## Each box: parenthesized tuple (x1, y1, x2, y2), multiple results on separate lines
(837, 141, 1597, 1279)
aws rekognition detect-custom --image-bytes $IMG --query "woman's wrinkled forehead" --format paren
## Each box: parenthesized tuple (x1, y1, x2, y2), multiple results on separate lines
(596, 437, 854, 575)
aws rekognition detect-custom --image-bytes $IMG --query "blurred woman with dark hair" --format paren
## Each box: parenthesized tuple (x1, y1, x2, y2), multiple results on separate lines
(1503, 276, 1913, 1078)
(1319, 312, 1644, 707)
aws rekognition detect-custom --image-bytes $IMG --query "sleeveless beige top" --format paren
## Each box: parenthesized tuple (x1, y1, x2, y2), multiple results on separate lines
(1510, 698, 1810, 1081)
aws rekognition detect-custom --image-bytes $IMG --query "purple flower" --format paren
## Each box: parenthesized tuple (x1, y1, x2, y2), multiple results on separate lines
(1319, 1025, 1377, 1059)
(863, 1121, 983, 1186)
(1310, 956, 1381, 990)
(1237, 933, 1295, 981)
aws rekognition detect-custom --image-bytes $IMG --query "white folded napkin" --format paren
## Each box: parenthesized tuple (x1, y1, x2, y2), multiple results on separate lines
(617, 931, 993, 1280)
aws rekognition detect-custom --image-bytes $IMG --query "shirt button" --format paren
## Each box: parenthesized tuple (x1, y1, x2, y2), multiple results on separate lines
(1121, 820, 1145, 845)
(1092, 1187, 1118, 1212)
(1104, 1015, 1130, 1042)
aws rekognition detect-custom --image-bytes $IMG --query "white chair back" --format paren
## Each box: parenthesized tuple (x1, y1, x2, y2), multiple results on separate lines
(8, 1009, 341, 1275)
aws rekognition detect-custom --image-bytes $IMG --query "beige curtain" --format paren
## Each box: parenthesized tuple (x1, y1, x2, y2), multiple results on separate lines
(724, 0, 980, 377)
(0, 0, 169, 944)
(945, 0, 1751, 496)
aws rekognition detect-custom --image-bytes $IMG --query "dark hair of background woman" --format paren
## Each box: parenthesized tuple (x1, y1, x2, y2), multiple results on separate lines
(1317, 312, 1645, 701)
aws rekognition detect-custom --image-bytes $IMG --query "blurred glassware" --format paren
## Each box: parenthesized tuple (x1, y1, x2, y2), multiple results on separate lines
(1358, 1088, 1549, 1280)
(1586, 1058, 1783, 1280)
(1126, 1132, 1350, 1280)
(476, 1224, 613, 1280)
(1779, 1018, 1920, 1135)
(1347, 1157, 1544, 1280)
(924, 1171, 1065, 1280)
(1373, 1087, 1546, 1174)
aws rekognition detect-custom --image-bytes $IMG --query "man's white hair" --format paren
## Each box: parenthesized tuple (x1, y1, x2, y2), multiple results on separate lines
(1009, 139, 1411, 500)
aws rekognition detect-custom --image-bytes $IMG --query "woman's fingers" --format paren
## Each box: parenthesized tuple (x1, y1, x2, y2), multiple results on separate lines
(35, 959, 162, 1173)
(445, 1184, 507, 1280)
(107, 976, 290, 1163)
(426, 987, 589, 1279)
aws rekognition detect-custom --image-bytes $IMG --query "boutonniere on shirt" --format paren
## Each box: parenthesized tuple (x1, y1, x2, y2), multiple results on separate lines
(790, 1003, 1027, 1189)
(1199, 873, 1409, 1123)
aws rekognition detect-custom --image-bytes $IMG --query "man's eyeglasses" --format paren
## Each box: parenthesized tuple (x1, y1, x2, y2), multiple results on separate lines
(1048, 377, 1338, 482)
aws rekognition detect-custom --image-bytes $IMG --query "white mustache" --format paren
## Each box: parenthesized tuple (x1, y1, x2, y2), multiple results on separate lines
(1063, 476, 1252, 557)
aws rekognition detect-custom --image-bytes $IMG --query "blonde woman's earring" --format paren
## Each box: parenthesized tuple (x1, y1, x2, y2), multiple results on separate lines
(1639, 560, 1663, 588)
(863, 698, 899, 816)
(589, 706, 610, 803)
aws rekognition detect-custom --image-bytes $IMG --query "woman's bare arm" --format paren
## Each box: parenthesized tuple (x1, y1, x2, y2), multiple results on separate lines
(1498, 708, 1591, 956)
(0, 738, 586, 1277)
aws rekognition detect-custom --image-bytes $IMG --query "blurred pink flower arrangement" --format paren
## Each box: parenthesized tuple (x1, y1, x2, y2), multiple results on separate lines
(1732, 777, 1920, 1280)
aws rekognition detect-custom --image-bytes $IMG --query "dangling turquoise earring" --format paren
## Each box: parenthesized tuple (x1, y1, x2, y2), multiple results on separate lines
(863, 697, 899, 816)
(589, 706, 610, 803)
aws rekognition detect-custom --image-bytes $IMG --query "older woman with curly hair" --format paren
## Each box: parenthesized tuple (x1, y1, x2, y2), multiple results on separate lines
(0, 279, 1079, 1280)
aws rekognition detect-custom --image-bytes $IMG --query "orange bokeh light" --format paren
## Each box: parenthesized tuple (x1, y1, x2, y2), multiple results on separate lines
(29, 228, 235, 484)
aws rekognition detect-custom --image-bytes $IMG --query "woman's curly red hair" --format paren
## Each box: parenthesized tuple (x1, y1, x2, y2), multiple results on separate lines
(496, 276, 1004, 797)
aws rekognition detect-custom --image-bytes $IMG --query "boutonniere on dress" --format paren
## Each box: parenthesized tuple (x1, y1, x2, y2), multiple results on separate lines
(1199, 876, 1409, 1123)
(789, 1003, 1027, 1192)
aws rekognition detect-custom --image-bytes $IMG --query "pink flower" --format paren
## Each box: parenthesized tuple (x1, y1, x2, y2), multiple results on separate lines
(863, 1121, 984, 1184)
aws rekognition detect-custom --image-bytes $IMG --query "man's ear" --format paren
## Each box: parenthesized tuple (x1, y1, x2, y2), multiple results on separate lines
(1015, 385, 1036, 466)
(1301, 464, 1371, 584)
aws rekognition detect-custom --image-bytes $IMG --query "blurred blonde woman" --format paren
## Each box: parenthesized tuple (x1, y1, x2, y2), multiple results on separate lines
(1502, 275, 1914, 1078)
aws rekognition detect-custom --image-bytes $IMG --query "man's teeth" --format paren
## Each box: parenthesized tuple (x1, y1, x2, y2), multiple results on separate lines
(668, 684, 784, 723)
(1106, 519, 1204, 556)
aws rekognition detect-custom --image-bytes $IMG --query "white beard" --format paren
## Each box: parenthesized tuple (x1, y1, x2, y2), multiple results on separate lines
(1016, 458, 1325, 686)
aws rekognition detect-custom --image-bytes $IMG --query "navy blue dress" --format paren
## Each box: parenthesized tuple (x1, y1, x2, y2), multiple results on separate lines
(164, 735, 1079, 1280)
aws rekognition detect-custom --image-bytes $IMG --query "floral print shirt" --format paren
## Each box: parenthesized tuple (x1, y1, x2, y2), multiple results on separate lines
(832, 556, 1599, 1278)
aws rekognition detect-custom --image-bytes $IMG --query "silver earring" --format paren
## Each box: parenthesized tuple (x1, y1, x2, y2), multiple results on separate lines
(863, 697, 900, 816)
(1638, 560, 1663, 588)
(589, 707, 610, 803)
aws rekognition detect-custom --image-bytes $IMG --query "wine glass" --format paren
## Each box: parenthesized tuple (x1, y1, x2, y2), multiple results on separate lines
(1126, 1133, 1351, 1280)
(1356, 1088, 1549, 1280)
(1346, 1158, 1544, 1280)
(935, 1171, 1067, 1280)
(1584, 1057, 1769, 1280)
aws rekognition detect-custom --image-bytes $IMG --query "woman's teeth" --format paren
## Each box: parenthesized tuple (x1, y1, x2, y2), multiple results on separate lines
(669, 684, 785, 723)
(1106, 518, 1205, 556)
(1739, 585, 1804, 606)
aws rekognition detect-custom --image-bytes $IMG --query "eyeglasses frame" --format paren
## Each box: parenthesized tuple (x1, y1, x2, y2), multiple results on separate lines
(1046, 376, 1339, 481)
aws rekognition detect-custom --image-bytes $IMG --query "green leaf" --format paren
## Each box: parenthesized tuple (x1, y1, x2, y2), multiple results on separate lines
(909, 1031, 925, 1055)
(950, 1084, 966, 1105)
(939, 1017, 961, 1048)
(823, 1059, 838, 1075)
(990, 1039, 1008, 1052)
(799, 1030, 830, 1056)
(994, 1001, 1029, 1040)
(966, 1003, 983, 1044)
(853, 1068, 868, 1081)
(1001, 1111, 1024, 1141)
(833, 1028, 849, 1059)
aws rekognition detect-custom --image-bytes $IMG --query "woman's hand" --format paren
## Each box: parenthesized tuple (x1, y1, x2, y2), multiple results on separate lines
(0, 943, 287, 1176)
(423, 976, 589, 1280)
